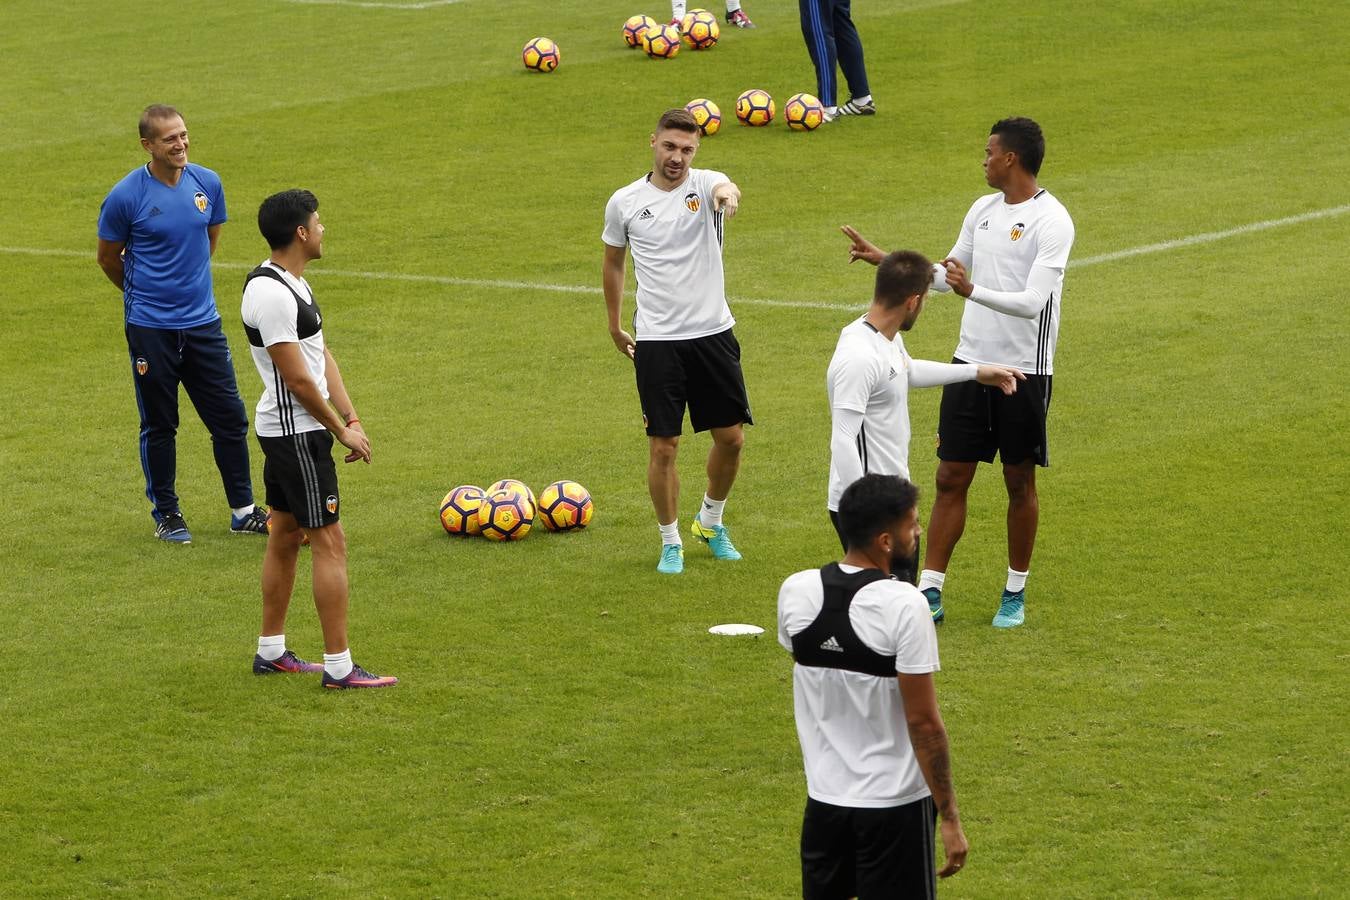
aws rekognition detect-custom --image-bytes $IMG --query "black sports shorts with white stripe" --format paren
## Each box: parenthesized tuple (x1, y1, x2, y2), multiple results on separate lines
(936, 357, 1053, 467)
(258, 430, 340, 529)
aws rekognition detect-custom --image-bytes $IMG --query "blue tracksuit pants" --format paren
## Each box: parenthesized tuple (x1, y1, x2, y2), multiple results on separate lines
(126, 319, 254, 520)
(799, 0, 871, 108)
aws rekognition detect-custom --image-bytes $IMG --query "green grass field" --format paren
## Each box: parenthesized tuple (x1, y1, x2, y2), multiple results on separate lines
(2, 0, 1348, 895)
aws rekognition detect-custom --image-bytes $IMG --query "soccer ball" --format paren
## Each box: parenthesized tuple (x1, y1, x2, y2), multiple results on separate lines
(784, 92, 826, 131)
(522, 37, 560, 73)
(685, 98, 721, 136)
(680, 10, 720, 50)
(642, 23, 681, 59)
(486, 478, 536, 510)
(439, 485, 486, 536)
(478, 489, 535, 542)
(623, 14, 657, 48)
(538, 480, 594, 532)
(735, 89, 775, 126)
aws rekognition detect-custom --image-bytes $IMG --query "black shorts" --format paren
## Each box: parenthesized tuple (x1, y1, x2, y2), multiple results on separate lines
(258, 431, 340, 529)
(801, 795, 937, 900)
(828, 510, 920, 586)
(937, 358, 1052, 466)
(634, 329, 753, 437)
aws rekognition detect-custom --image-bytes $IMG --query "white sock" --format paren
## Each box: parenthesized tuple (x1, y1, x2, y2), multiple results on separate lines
(726, 0, 742, 12)
(700, 494, 726, 529)
(1006, 568, 1028, 594)
(257, 633, 286, 662)
(323, 649, 353, 680)
(918, 570, 946, 594)
(232, 504, 255, 518)
(854, 94, 872, 105)
(672, 0, 686, 19)
(659, 520, 682, 547)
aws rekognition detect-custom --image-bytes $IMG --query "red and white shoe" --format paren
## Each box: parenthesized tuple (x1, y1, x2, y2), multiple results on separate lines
(726, 9, 756, 28)
(322, 663, 399, 689)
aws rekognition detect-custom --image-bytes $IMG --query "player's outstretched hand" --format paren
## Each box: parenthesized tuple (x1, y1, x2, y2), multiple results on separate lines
(942, 258, 973, 297)
(338, 424, 371, 464)
(713, 183, 740, 218)
(840, 225, 884, 265)
(975, 365, 1025, 396)
(611, 328, 636, 360)
(937, 816, 969, 878)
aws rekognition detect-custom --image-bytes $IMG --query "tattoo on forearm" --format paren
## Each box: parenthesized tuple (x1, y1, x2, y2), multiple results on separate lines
(914, 730, 956, 815)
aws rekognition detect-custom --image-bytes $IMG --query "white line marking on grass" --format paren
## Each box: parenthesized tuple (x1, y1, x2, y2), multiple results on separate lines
(282, 0, 462, 8)
(1069, 204, 1350, 268)
(9, 204, 1348, 311)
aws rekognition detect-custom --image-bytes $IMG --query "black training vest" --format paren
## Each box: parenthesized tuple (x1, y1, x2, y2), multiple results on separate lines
(242, 265, 322, 348)
(790, 563, 899, 677)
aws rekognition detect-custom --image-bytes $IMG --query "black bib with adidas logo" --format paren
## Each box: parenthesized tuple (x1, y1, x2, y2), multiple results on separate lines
(242, 265, 322, 348)
(790, 563, 899, 677)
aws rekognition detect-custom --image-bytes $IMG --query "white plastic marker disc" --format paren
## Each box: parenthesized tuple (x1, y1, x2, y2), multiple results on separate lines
(708, 623, 765, 636)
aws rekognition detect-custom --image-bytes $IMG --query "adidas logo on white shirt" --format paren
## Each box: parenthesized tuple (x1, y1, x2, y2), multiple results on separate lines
(819, 636, 844, 653)
(638, 208, 654, 220)
(978, 219, 990, 230)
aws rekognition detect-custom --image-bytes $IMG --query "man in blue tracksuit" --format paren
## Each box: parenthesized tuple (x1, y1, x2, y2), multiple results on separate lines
(97, 104, 268, 544)
(799, 0, 876, 121)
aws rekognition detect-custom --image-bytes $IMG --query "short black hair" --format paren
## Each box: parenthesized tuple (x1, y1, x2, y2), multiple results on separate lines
(837, 474, 919, 551)
(257, 189, 319, 250)
(875, 250, 933, 308)
(991, 117, 1045, 176)
(656, 108, 700, 135)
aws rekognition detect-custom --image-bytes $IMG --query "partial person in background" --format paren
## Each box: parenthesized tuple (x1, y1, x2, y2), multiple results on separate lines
(97, 104, 268, 544)
(671, 0, 755, 28)
(799, 0, 874, 122)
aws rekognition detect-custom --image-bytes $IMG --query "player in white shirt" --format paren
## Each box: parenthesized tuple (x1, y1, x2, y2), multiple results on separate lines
(602, 108, 750, 575)
(779, 474, 967, 896)
(241, 189, 396, 689)
(827, 251, 1023, 588)
(842, 117, 1075, 629)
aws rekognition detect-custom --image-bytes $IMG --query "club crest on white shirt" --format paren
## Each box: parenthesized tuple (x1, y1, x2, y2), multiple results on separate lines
(684, 192, 700, 213)
(1010, 222, 1025, 241)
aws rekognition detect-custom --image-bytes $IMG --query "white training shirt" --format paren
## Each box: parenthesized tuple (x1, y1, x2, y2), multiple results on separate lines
(826, 318, 978, 510)
(601, 167, 735, 341)
(778, 565, 941, 808)
(946, 189, 1074, 374)
(241, 261, 328, 437)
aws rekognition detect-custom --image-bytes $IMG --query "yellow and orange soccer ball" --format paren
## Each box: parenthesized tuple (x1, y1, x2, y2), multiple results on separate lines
(622, 14, 657, 48)
(440, 485, 486, 536)
(642, 23, 682, 59)
(680, 9, 720, 50)
(784, 92, 826, 131)
(735, 89, 775, 126)
(537, 481, 594, 532)
(685, 98, 722, 136)
(522, 37, 560, 73)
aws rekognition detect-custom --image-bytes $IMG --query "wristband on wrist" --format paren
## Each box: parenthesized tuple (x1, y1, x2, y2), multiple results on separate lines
(345, 416, 360, 427)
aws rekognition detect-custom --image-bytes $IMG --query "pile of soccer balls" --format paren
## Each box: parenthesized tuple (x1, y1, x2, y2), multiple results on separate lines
(623, 9, 720, 58)
(686, 91, 825, 133)
(440, 479, 594, 542)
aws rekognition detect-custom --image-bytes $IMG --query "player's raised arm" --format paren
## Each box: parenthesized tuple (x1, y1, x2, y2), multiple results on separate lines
(712, 181, 740, 218)
(840, 225, 885, 265)
(602, 242, 635, 359)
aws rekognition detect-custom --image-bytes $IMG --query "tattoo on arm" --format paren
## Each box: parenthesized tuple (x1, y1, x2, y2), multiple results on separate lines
(912, 729, 957, 817)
